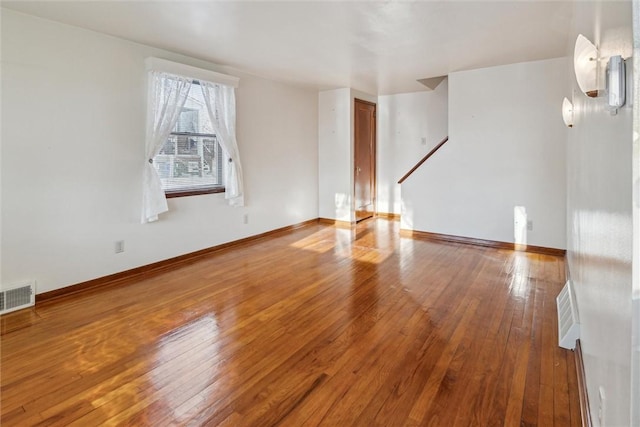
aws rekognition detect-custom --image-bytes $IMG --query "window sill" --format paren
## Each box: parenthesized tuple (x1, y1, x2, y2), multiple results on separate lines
(165, 187, 225, 198)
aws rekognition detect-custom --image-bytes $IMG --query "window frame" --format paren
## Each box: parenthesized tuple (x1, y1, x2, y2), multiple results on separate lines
(165, 186, 225, 198)
(155, 81, 226, 198)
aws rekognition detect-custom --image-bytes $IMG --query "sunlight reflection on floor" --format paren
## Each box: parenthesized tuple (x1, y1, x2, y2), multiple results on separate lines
(151, 316, 223, 422)
(508, 253, 531, 299)
(289, 223, 395, 265)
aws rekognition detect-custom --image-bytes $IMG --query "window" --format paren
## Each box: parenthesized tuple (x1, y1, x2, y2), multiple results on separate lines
(142, 58, 243, 224)
(153, 82, 225, 197)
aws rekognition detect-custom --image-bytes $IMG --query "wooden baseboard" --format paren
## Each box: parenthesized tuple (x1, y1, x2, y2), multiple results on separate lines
(320, 214, 400, 225)
(400, 229, 566, 256)
(318, 218, 355, 228)
(36, 218, 320, 304)
(375, 212, 400, 221)
(575, 340, 592, 427)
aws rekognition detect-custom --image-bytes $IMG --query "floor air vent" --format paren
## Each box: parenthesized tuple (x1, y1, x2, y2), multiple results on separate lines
(0, 282, 35, 315)
(557, 280, 580, 350)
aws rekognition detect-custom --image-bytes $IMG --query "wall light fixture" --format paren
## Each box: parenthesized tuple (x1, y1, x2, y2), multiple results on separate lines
(574, 34, 599, 97)
(562, 97, 574, 128)
(606, 55, 626, 114)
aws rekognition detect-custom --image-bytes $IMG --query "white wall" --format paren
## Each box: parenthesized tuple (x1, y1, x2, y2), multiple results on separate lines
(401, 57, 568, 250)
(1, 10, 319, 294)
(567, 1, 635, 426)
(633, 3, 640, 423)
(377, 81, 448, 214)
(318, 88, 377, 222)
(318, 88, 351, 222)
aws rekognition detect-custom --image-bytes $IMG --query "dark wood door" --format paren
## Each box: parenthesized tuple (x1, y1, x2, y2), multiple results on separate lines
(354, 99, 376, 222)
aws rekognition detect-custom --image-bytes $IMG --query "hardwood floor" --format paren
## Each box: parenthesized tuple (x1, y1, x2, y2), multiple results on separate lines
(1, 219, 581, 426)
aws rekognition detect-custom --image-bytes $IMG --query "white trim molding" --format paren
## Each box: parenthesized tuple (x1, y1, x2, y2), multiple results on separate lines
(145, 57, 239, 88)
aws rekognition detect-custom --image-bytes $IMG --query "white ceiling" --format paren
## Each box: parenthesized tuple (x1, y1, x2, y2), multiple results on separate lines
(1, 1, 573, 95)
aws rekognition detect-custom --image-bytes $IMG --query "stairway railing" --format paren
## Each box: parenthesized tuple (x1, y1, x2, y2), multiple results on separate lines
(397, 136, 449, 184)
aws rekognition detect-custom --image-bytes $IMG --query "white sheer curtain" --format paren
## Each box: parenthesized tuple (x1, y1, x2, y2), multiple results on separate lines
(200, 81, 244, 207)
(141, 72, 192, 223)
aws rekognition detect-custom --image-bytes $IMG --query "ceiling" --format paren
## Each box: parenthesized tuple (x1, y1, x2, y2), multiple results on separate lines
(1, 1, 573, 95)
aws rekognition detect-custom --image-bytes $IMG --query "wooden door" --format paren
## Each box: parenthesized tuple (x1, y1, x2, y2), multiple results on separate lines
(354, 99, 376, 222)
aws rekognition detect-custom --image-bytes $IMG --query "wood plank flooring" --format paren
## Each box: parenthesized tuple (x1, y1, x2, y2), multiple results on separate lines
(1, 219, 581, 426)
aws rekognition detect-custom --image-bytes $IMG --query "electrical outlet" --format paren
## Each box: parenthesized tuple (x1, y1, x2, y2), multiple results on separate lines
(527, 220, 533, 231)
(243, 214, 249, 225)
(599, 386, 606, 427)
(115, 240, 125, 254)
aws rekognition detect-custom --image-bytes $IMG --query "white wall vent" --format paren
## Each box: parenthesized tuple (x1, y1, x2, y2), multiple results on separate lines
(557, 279, 580, 350)
(0, 281, 35, 315)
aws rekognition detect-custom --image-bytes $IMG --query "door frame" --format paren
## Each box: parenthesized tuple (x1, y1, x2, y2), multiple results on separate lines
(353, 98, 377, 222)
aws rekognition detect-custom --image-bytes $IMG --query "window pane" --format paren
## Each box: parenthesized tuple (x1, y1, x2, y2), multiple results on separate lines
(176, 108, 199, 133)
(173, 83, 214, 135)
(176, 135, 198, 155)
(154, 84, 223, 194)
(159, 137, 176, 155)
(154, 135, 224, 192)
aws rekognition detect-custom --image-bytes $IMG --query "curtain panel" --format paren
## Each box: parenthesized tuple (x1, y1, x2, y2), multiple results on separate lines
(141, 72, 192, 223)
(200, 81, 245, 207)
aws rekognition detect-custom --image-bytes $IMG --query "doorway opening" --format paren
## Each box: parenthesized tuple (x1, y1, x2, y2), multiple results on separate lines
(354, 99, 376, 222)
